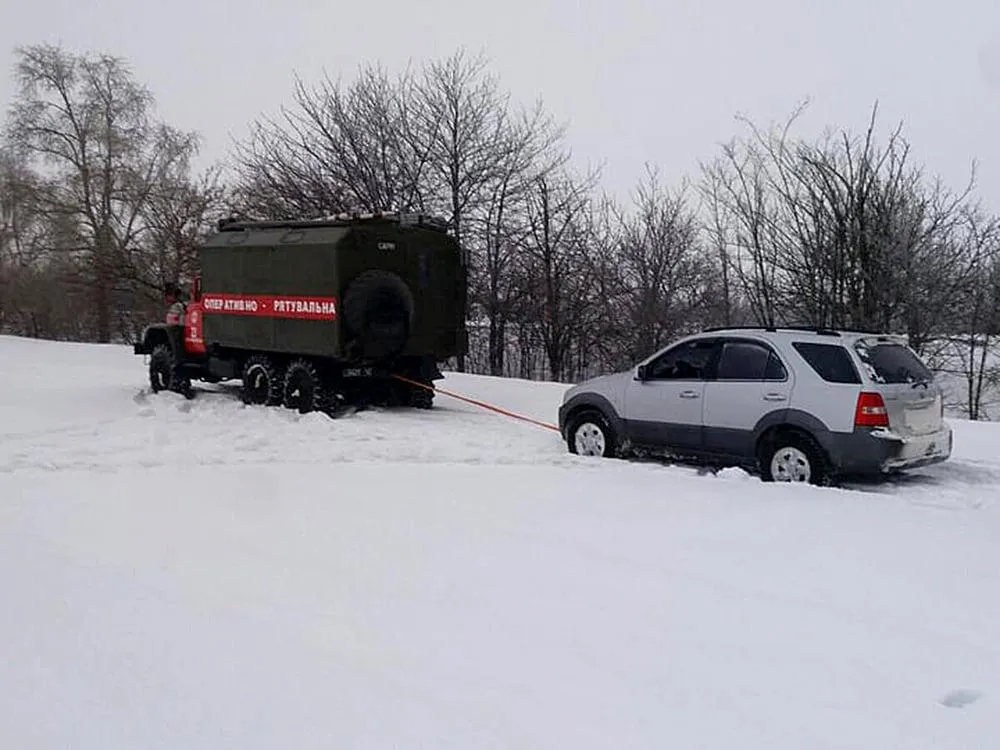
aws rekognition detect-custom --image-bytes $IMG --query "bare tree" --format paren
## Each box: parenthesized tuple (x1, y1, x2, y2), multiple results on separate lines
(0, 146, 92, 338)
(698, 100, 976, 343)
(924, 209, 1000, 419)
(0, 150, 43, 332)
(415, 51, 564, 244)
(230, 63, 436, 219)
(606, 166, 715, 363)
(782, 108, 975, 344)
(465, 101, 568, 375)
(516, 167, 602, 381)
(115, 165, 227, 339)
(415, 50, 543, 372)
(698, 117, 783, 327)
(6, 43, 201, 342)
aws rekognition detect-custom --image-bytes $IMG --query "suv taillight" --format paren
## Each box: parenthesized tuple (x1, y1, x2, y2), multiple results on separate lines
(855, 392, 889, 428)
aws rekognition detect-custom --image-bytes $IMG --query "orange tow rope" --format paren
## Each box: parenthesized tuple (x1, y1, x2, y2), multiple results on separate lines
(391, 374, 562, 433)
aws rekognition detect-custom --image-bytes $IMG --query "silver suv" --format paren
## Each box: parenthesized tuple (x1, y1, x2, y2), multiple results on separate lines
(557, 326, 952, 484)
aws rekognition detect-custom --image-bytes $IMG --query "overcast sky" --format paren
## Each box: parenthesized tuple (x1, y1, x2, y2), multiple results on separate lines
(2, 0, 999, 206)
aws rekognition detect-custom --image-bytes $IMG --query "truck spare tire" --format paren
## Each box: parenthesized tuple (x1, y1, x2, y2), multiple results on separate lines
(342, 270, 415, 360)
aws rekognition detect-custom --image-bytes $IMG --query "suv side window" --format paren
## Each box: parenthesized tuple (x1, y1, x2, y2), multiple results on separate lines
(792, 342, 861, 384)
(764, 352, 787, 380)
(646, 339, 718, 380)
(715, 340, 787, 381)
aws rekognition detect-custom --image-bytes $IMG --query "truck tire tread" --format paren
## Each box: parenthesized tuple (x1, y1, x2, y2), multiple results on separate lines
(283, 359, 324, 414)
(242, 354, 284, 406)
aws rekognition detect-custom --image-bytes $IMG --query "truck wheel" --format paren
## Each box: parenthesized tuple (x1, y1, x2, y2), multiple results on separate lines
(283, 359, 323, 414)
(242, 354, 283, 406)
(149, 344, 174, 393)
(342, 270, 414, 360)
(409, 383, 434, 409)
(391, 378, 434, 409)
(149, 344, 193, 398)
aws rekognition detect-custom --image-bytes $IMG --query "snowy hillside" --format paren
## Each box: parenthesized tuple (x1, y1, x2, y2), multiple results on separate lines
(1, 334, 998, 749)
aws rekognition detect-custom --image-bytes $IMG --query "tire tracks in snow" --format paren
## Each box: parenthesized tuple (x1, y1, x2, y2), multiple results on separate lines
(3, 387, 998, 513)
(0, 387, 577, 476)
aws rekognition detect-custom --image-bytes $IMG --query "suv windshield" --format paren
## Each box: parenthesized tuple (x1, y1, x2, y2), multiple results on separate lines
(853, 340, 933, 384)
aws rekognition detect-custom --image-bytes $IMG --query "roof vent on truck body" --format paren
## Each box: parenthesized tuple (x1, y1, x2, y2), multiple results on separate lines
(216, 211, 451, 234)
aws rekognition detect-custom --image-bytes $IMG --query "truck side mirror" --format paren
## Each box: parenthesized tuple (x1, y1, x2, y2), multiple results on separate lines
(635, 365, 648, 381)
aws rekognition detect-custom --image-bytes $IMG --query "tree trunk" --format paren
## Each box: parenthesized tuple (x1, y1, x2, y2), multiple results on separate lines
(488, 312, 506, 376)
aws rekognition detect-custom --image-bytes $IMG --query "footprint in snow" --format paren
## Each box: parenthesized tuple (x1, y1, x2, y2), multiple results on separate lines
(939, 689, 983, 708)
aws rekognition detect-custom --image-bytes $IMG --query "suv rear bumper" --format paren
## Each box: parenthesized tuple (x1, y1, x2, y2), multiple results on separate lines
(831, 424, 952, 475)
(875, 425, 953, 472)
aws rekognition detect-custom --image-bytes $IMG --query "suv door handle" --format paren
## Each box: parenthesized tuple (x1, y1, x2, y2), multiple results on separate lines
(680, 390, 700, 399)
(762, 393, 787, 402)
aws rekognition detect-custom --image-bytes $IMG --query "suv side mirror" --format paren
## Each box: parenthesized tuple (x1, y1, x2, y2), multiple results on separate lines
(635, 364, 648, 381)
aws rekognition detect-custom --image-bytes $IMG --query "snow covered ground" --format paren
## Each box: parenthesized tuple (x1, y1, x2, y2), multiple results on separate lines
(1, 334, 998, 749)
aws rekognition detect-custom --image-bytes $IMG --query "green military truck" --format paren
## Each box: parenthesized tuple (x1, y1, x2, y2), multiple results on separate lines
(133, 212, 467, 414)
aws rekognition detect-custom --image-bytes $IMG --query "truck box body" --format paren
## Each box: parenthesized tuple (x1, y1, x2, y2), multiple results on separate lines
(197, 217, 466, 363)
(199, 226, 346, 359)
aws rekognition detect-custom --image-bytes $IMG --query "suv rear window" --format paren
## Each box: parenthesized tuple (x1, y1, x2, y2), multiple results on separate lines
(854, 341, 933, 384)
(792, 342, 861, 384)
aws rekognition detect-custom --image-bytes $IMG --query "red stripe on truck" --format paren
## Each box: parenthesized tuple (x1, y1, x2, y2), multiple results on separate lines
(201, 294, 337, 320)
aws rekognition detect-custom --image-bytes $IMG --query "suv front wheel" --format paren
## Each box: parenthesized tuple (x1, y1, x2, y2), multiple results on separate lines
(567, 410, 619, 458)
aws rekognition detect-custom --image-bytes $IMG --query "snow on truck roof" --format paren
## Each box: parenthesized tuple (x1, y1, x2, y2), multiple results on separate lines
(215, 212, 451, 233)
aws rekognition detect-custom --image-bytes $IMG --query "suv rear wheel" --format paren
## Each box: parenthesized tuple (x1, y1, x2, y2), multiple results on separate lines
(567, 410, 618, 458)
(759, 430, 829, 485)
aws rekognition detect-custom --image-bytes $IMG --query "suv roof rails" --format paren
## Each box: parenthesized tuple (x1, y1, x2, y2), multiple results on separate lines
(704, 325, 842, 337)
(705, 324, 893, 338)
(217, 211, 451, 233)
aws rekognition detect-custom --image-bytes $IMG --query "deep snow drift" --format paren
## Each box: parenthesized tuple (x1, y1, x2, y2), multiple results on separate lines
(1, 334, 998, 749)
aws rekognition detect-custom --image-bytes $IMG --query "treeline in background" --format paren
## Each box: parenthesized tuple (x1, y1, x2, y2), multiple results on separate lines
(2, 43, 999, 417)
